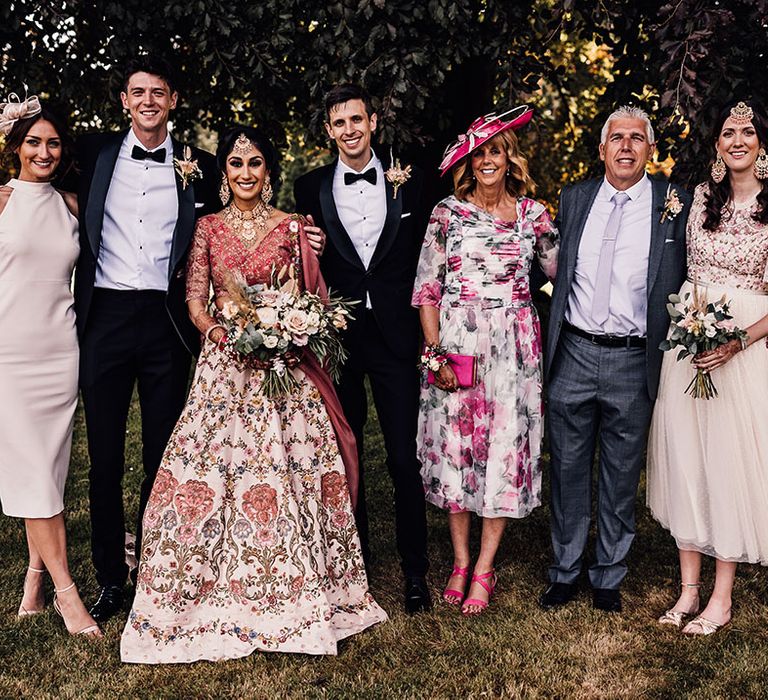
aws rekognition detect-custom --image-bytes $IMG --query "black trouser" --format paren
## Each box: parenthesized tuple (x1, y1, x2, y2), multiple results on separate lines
(336, 310, 429, 578)
(80, 289, 191, 587)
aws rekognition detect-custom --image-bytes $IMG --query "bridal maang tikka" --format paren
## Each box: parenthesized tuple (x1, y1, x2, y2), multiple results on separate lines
(729, 102, 754, 125)
(233, 133, 254, 155)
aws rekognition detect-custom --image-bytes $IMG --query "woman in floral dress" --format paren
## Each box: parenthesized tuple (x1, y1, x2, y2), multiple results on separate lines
(647, 100, 768, 635)
(120, 127, 386, 663)
(412, 107, 558, 615)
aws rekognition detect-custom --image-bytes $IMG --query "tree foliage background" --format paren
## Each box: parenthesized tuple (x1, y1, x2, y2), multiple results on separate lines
(1, 0, 767, 205)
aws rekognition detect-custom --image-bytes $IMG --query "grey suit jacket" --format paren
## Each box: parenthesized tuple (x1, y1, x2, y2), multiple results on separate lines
(545, 176, 691, 401)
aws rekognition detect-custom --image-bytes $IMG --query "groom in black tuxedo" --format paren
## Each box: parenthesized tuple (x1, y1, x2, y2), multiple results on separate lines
(294, 83, 431, 613)
(75, 55, 219, 621)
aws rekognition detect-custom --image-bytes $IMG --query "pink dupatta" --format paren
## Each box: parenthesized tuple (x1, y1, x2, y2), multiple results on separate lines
(297, 226, 360, 508)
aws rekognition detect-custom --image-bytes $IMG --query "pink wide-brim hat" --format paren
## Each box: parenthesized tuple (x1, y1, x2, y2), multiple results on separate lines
(438, 105, 533, 176)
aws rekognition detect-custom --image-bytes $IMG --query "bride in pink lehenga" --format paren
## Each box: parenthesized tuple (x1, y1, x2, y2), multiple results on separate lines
(120, 127, 386, 664)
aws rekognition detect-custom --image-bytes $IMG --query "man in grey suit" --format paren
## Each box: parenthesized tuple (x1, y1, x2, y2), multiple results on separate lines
(540, 106, 691, 613)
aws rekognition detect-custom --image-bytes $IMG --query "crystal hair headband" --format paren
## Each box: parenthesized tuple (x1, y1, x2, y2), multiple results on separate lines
(0, 88, 42, 136)
(729, 102, 754, 125)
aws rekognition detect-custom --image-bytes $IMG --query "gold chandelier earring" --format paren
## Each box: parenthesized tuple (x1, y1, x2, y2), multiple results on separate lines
(261, 176, 273, 204)
(219, 173, 231, 205)
(755, 148, 768, 180)
(711, 154, 726, 184)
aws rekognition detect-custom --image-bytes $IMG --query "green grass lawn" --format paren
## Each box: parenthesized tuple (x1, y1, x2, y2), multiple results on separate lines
(1, 389, 767, 699)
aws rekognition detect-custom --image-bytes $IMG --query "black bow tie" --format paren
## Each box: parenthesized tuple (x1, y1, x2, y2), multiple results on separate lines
(131, 145, 167, 163)
(344, 168, 377, 186)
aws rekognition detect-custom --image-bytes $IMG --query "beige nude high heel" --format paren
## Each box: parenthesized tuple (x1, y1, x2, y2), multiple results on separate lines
(53, 582, 103, 637)
(17, 566, 46, 618)
(658, 582, 701, 628)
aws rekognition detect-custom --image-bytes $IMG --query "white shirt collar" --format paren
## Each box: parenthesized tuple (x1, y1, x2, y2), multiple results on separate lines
(125, 128, 173, 161)
(336, 148, 381, 176)
(600, 173, 650, 201)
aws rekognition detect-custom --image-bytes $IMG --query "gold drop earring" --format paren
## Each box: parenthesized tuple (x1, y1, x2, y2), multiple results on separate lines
(261, 177, 273, 204)
(711, 154, 726, 184)
(219, 174, 231, 205)
(754, 148, 768, 180)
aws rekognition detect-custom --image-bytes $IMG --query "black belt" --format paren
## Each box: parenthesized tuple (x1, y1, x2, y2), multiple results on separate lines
(563, 321, 646, 349)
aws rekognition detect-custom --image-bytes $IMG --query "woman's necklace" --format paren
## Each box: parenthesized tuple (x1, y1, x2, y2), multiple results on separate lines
(222, 201, 273, 241)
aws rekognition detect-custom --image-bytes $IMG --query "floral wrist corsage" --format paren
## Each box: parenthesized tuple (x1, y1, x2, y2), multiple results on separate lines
(420, 344, 449, 372)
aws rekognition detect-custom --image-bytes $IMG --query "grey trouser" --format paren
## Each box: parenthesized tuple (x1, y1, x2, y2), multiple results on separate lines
(547, 330, 652, 590)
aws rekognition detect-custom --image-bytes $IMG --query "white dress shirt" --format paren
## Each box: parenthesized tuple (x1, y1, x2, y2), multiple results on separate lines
(566, 175, 653, 336)
(332, 150, 387, 308)
(95, 129, 178, 291)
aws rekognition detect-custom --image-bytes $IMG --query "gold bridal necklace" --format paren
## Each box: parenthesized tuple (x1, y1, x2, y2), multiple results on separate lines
(223, 200, 273, 242)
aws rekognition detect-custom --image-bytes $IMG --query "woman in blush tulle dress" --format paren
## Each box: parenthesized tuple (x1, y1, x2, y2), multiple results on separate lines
(412, 107, 558, 616)
(648, 100, 768, 636)
(120, 126, 386, 664)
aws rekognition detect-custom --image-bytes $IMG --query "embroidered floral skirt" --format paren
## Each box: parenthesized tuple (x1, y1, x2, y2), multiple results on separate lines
(418, 302, 543, 518)
(120, 344, 387, 664)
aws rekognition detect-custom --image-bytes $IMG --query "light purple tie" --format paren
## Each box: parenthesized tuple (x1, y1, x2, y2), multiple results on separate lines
(591, 191, 630, 326)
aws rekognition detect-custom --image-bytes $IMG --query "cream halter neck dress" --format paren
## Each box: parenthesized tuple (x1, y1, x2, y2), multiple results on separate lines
(0, 178, 80, 518)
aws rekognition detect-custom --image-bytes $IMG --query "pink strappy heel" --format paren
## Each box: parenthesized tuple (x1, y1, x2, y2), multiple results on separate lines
(442, 565, 470, 605)
(461, 569, 497, 616)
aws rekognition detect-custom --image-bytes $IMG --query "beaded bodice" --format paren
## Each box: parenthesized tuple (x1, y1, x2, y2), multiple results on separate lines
(687, 183, 768, 291)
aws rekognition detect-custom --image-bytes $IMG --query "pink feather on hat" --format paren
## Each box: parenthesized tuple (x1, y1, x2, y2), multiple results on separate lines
(439, 105, 533, 176)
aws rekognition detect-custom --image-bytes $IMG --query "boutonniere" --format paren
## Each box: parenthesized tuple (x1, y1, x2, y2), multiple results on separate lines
(173, 146, 203, 189)
(384, 148, 412, 199)
(660, 184, 683, 223)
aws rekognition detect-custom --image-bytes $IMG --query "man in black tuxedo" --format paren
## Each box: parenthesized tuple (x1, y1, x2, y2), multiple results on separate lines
(75, 56, 219, 621)
(294, 84, 431, 613)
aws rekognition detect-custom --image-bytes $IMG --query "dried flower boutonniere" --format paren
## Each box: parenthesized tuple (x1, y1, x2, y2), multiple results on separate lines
(660, 184, 684, 223)
(173, 146, 203, 189)
(384, 149, 412, 199)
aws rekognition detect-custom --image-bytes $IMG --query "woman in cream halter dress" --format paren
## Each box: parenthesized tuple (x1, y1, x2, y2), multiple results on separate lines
(0, 105, 100, 637)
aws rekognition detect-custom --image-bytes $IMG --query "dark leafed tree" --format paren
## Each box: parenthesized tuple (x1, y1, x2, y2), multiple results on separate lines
(1, 0, 766, 202)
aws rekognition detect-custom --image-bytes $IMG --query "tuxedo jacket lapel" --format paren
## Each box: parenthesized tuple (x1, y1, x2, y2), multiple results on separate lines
(168, 137, 196, 279)
(84, 132, 123, 258)
(319, 163, 365, 270)
(368, 176, 402, 270)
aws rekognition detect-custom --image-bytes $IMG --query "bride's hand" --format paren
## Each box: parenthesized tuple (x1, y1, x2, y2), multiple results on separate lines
(284, 351, 301, 368)
(693, 340, 742, 371)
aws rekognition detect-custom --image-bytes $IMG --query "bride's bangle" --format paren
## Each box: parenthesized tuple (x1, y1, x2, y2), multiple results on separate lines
(739, 334, 749, 351)
(205, 324, 226, 343)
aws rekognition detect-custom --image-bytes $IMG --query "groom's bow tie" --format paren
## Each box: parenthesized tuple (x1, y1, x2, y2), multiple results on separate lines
(344, 168, 377, 186)
(131, 145, 167, 163)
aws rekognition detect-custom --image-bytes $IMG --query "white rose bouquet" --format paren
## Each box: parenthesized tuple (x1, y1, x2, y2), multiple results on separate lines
(659, 283, 747, 399)
(220, 265, 356, 398)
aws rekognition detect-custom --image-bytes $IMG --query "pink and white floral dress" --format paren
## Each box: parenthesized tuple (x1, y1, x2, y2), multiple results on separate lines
(120, 214, 386, 664)
(412, 196, 558, 518)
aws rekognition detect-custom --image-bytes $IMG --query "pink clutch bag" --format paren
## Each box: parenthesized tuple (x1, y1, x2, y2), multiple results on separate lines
(427, 353, 478, 388)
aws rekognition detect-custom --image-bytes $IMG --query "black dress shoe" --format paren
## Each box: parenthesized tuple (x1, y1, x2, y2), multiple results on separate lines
(404, 576, 432, 615)
(593, 587, 622, 613)
(539, 582, 578, 610)
(89, 585, 125, 622)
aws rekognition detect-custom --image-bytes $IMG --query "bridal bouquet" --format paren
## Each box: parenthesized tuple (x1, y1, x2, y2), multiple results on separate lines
(220, 265, 356, 398)
(659, 284, 747, 399)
